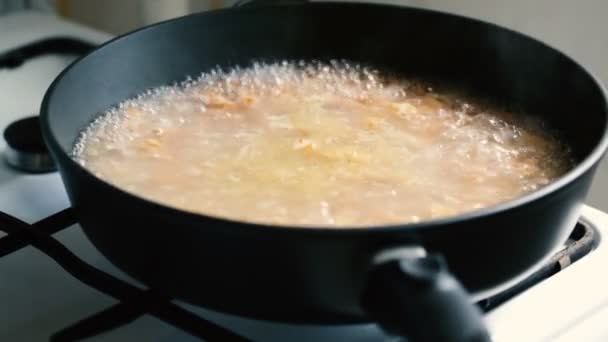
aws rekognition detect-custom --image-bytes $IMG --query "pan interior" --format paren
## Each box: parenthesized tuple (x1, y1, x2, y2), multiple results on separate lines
(44, 3, 607, 198)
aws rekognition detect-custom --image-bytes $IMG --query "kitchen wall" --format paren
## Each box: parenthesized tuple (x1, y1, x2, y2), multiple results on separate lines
(55, 0, 225, 34)
(0, 0, 53, 12)
(57, 0, 608, 82)
(55, 0, 608, 210)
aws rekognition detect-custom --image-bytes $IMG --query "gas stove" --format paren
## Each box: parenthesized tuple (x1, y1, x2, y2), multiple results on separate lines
(2, 11, 608, 342)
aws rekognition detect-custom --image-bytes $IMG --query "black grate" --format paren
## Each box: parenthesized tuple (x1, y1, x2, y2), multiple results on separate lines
(0, 207, 597, 341)
(0, 208, 252, 342)
(478, 222, 597, 312)
(0, 37, 95, 69)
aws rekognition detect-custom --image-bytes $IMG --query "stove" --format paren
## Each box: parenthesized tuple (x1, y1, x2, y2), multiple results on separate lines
(2, 11, 608, 342)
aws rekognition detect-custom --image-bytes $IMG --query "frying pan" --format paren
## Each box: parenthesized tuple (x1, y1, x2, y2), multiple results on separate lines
(39, 1, 608, 341)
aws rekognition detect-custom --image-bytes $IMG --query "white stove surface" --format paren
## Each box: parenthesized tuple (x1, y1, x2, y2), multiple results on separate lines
(2, 11, 608, 342)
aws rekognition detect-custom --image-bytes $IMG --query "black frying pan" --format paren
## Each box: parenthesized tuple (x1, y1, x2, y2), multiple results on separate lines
(40, 1, 608, 341)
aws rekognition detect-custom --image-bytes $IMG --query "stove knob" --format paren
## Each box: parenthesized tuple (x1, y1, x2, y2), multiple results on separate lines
(3, 116, 56, 173)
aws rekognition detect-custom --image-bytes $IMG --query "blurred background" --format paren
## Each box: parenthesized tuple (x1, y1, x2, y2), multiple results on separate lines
(2, 0, 605, 80)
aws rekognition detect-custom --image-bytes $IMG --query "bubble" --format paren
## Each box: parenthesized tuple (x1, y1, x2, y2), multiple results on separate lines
(73, 59, 574, 227)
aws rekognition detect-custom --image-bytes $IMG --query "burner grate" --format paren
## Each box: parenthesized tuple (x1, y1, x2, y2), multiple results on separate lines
(0, 207, 597, 341)
(0, 209, 252, 342)
(478, 222, 597, 312)
(0, 37, 94, 69)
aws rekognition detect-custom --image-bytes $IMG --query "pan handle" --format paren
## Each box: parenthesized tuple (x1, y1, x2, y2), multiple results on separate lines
(361, 246, 491, 342)
(233, 0, 309, 8)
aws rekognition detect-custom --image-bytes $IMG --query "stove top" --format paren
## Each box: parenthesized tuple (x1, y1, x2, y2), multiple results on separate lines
(2, 11, 608, 342)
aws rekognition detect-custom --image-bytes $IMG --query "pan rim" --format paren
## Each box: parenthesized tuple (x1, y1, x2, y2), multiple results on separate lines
(39, 1, 608, 235)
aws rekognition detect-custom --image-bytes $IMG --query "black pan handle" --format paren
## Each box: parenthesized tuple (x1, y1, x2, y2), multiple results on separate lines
(233, 0, 309, 8)
(361, 246, 491, 342)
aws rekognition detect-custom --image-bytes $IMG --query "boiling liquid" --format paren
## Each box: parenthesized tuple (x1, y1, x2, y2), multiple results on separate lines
(74, 61, 573, 227)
